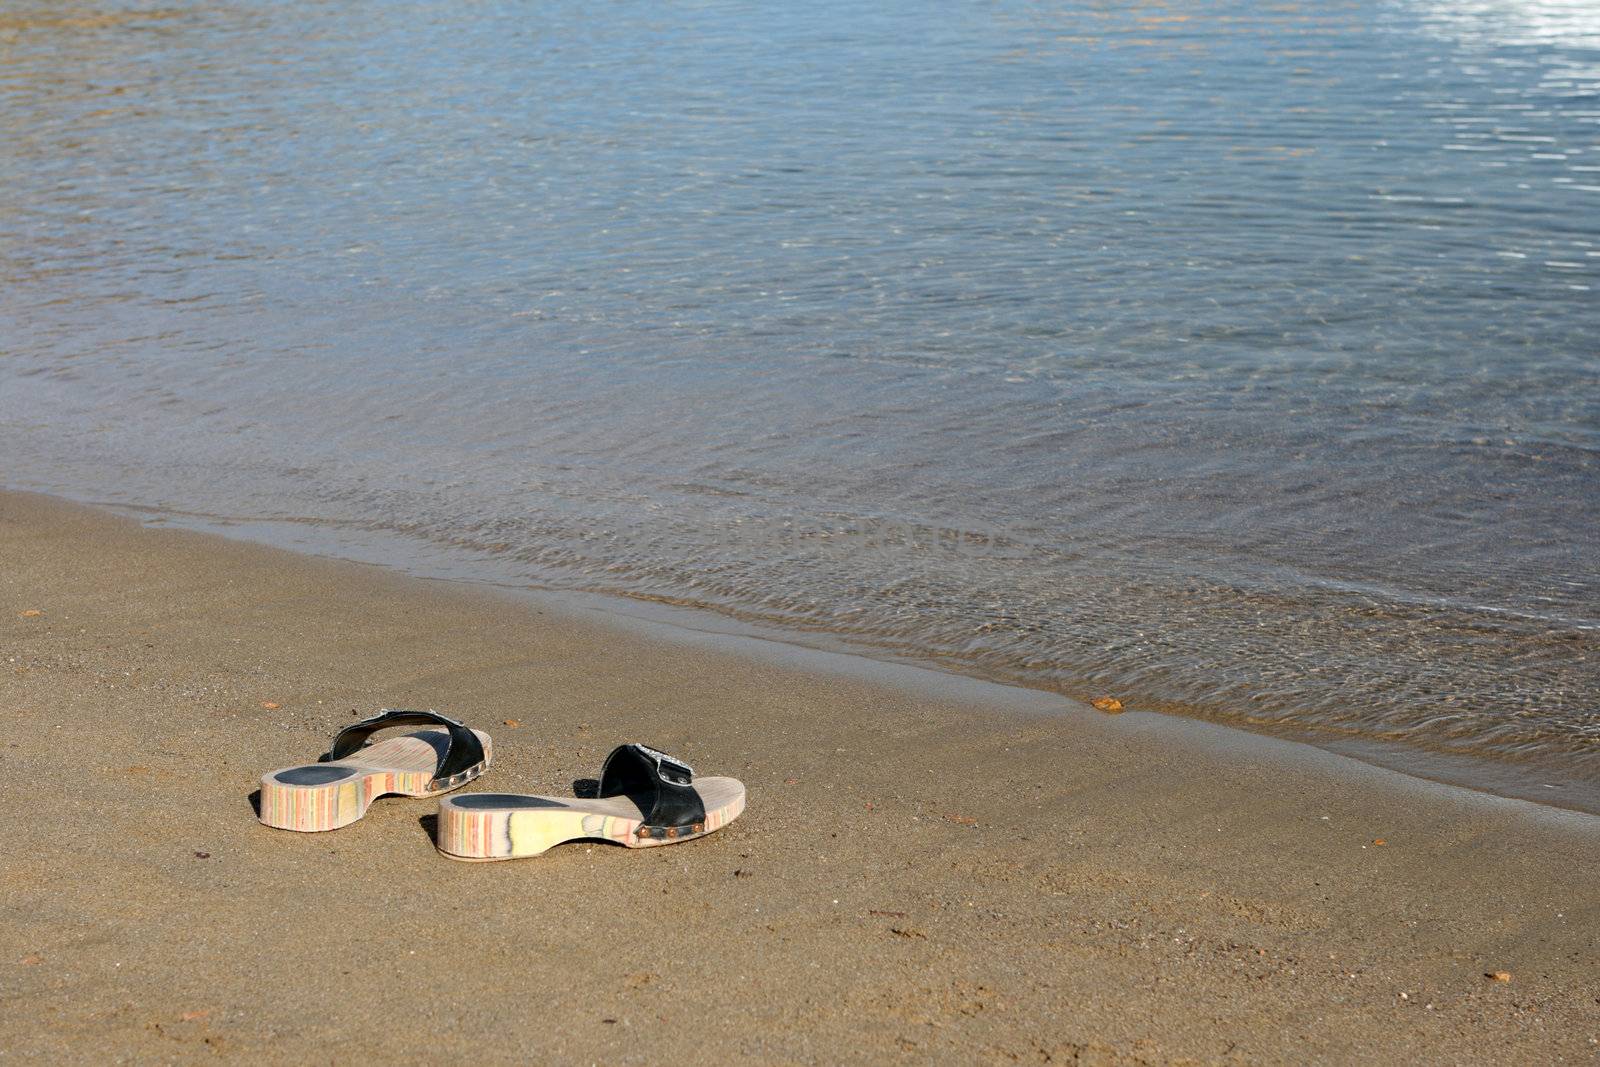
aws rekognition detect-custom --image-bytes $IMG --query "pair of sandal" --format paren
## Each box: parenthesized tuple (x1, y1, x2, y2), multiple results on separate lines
(256, 709, 746, 860)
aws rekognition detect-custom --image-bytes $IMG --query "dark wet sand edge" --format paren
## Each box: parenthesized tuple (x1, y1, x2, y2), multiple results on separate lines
(56, 483, 1600, 819)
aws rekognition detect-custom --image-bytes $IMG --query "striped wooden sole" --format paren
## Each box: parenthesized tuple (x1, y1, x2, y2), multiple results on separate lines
(259, 729, 493, 832)
(436, 777, 745, 860)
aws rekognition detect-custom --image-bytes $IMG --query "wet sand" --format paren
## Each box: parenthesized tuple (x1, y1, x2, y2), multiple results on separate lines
(1, 489, 1596, 1063)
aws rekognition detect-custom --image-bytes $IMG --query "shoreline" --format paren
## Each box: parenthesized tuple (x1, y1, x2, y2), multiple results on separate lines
(23, 482, 1599, 819)
(2, 489, 1596, 1061)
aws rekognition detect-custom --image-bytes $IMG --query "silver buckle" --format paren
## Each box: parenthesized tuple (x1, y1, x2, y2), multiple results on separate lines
(635, 743, 694, 784)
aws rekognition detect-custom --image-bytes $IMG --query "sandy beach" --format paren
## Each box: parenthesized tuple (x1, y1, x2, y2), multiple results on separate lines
(1, 489, 1596, 1063)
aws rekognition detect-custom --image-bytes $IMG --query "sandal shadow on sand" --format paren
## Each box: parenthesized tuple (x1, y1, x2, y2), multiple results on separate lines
(436, 743, 744, 860)
(258, 709, 492, 832)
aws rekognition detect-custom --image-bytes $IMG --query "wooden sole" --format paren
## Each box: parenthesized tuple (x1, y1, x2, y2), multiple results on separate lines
(436, 777, 745, 860)
(258, 728, 493, 832)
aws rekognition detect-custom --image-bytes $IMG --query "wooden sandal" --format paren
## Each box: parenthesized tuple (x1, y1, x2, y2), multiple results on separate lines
(258, 709, 492, 832)
(436, 743, 744, 860)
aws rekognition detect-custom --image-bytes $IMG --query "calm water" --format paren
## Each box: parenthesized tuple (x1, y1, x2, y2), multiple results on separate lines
(2, 1, 1596, 808)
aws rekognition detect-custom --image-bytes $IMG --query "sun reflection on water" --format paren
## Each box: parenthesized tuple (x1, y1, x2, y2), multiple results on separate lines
(1403, 0, 1600, 48)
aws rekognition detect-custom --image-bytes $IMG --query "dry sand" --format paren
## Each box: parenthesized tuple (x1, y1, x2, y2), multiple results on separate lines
(1, 490, 1596, 1064)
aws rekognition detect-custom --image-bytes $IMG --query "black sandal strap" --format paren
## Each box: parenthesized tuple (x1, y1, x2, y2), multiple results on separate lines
(323, 709, 485, 787)
(598, 743, 706, 837)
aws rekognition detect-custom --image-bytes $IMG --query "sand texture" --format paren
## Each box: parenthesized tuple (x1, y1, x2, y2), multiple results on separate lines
(1, 491, 1596, 1063)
